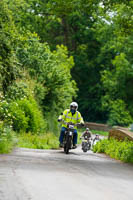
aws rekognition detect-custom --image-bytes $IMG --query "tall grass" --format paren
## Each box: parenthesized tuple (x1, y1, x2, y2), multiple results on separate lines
(17, 133, 59, 149)
(93, 138, 133, 163)
(0, 125, 16, 153)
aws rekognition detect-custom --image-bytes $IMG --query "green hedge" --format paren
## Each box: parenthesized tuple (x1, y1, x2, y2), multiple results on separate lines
(93, 138, 133, 163)
(0, 96, 46, 134)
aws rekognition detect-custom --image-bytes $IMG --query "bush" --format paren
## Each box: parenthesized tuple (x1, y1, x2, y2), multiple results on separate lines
(6, 81, 29, 101)
(93, 138, 133, 163)
(0, 94, 47, 134)
(0, 122, 16, 153)
(16, 97, 47, 133)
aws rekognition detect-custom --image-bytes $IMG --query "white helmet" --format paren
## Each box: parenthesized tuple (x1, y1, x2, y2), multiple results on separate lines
(70, 102, 78, 111)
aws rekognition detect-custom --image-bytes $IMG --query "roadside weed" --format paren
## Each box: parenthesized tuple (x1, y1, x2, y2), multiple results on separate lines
(93, 138, 133, 163)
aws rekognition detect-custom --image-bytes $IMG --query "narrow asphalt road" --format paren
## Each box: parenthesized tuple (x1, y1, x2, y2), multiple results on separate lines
(0, 146, 133, 200)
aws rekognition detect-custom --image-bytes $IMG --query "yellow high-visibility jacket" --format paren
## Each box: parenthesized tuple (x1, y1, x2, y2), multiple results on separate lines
(61, 109, 84, 129)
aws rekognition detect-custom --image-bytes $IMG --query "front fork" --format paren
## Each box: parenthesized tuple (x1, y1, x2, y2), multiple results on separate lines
(64, 132, 73, 149)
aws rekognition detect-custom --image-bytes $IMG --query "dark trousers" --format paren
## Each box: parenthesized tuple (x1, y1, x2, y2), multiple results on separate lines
(59, 127, 78, 145)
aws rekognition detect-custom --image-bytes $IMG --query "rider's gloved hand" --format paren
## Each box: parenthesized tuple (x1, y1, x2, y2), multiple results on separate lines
(81, 123, 84, 127)
(67, 122, 73, 125)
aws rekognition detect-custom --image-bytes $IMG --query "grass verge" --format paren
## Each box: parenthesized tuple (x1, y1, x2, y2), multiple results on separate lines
(92, 138, 133, 163)
(91, 130, 109, 136)
(78, 128, 109, 136)
(17, 133, 59, 149)
(0, 126, 17, 154)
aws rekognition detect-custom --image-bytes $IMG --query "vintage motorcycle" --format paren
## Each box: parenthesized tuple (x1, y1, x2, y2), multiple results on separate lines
(81, 135, 92, 153)
(63, 123, 79, 154)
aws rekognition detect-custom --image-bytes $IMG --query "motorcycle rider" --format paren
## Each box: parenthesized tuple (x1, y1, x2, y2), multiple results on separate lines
(93, 134, 100, 145)
(80, 128, 92, 151)
(58, 102, 84, 148)
(80, 128, 92, 140)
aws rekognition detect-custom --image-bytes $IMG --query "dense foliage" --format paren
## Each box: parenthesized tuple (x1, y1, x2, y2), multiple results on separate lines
(0, 0, 77, 138)
(0, 0, 133, 153)
(5, 0, 132, 125)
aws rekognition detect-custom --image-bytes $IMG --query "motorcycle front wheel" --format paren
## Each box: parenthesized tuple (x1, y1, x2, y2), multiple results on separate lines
(83, 149, 87, 152)
(65, 136, 72, 154)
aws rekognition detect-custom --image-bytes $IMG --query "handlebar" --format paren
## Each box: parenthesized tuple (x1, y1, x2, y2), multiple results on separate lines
(58, 119, 84, 127)
(67, 122, 84, 126)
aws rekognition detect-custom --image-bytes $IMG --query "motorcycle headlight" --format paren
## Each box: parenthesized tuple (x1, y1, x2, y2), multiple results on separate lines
(69, 132, 73, 136)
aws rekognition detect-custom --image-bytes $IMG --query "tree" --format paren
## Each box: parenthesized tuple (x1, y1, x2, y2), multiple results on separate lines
(5, 0, 133, 125)
(0, 0, 20, 94)
(99, 2, 133, 125)
(16, 34, 77, 115)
